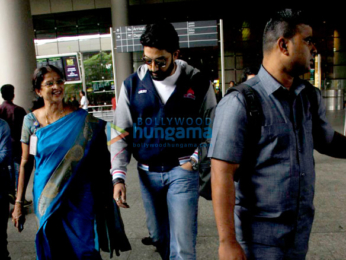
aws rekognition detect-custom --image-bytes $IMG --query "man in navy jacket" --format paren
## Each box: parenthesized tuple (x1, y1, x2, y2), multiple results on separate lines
(111, 22, 216, 260)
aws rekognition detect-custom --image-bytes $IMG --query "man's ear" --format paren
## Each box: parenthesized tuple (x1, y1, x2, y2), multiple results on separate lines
(278, 38, 289, 55)
(173, 50, 180, 60)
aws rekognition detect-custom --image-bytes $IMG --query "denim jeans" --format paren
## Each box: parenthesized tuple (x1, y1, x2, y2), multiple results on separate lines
(138, 166, 199, 260)
(13, 160, 20, 191)
(240, 237, 309, 260)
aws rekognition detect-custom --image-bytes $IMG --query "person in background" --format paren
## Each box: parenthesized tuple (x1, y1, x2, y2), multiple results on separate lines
(241, 66, 258, 82)
(215, 85, 222, 103)
(111, 96, 116, 111)
(79, 90, 89, 111)
(69, 95, 79, 109)
(0, 119, 12, 260)
(209, 9, 346, 260)
(111, 96, 117, 117)
(0, 84, 31, 207)
(229, 81, 236, 88)
(12, 65, 130, 259)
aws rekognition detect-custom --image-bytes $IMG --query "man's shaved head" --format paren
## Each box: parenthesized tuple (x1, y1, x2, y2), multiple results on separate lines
(263, 9, 311, 53)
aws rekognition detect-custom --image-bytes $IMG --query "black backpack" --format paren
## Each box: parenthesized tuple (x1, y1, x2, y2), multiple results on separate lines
(198, 84, 262, 200)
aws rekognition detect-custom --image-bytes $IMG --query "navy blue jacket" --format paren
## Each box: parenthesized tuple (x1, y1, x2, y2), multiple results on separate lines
(111, 60, 217, 179)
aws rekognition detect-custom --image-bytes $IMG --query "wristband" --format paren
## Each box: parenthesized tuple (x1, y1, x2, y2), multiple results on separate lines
(190, 157, 199, 171)
(113, 178, 125, 186)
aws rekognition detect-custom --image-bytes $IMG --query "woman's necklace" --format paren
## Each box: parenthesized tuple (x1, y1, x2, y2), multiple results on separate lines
(45, 108, 65, 125)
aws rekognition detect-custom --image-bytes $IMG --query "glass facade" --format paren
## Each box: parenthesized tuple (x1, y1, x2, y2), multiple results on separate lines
(33, 9, 114, 120)
(31, 2, 346, 111)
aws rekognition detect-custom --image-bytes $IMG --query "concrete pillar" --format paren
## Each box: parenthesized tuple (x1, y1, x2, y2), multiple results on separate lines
(111, 0, 133, 99)
(331, 29, 346, 92)
(0, 0, 37, 111)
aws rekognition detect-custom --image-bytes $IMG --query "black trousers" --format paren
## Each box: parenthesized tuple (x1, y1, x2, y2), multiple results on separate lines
(0, 195, 10, 260)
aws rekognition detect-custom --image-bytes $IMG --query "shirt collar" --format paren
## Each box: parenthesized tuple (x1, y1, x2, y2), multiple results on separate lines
(292, 78, 306, 97)
(258, 65, 306, 96)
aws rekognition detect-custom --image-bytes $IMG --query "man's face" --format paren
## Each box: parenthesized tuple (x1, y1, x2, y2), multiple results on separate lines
(288, 24, 317, 75)
(143, 46, 178, 81)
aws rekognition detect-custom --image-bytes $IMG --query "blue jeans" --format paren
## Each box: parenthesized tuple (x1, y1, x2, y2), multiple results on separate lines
(13, 160, 20, 192)
(138, 166, 199, 260)
(240, 242, 308, 260)
(7, 157, 19, 195)
(238, 211, 312, 260)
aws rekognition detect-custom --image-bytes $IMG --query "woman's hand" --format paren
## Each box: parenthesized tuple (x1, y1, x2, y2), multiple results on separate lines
(12, 203, 26, 232)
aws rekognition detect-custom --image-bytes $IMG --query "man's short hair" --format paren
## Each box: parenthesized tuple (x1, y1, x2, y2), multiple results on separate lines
(1, 84, 14, 101)
(140, 22, 179, 53)
(241, 66, 258, 82)
(263, 9, 311, 53)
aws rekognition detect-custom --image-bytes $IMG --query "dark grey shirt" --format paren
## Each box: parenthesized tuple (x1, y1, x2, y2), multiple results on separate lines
(208, 66, 335, 246)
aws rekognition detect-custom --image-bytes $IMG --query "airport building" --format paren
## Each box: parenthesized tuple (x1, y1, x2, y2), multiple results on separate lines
(1, 1, 345, 120)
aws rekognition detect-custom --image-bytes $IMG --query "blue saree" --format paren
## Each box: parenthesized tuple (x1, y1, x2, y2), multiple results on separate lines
(30, 109, 130, 259)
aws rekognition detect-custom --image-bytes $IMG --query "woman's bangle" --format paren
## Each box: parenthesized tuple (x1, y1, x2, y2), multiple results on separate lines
(15, 200, 23, 204)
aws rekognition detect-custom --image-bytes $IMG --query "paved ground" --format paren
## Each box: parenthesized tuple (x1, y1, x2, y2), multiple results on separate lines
(6, 110, 346, 260)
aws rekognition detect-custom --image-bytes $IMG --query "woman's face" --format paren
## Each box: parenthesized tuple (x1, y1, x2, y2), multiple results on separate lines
(36, 71, 65, 105)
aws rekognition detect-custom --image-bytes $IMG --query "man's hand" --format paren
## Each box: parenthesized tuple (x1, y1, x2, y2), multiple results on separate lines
(113, 183, 129, 208)
(180, 162, 193, 171)
(211, 159, 242, 260)
(219, 241, 247, 260)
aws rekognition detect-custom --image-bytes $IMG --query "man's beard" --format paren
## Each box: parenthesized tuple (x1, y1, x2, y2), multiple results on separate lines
(149, 60, 175, 81)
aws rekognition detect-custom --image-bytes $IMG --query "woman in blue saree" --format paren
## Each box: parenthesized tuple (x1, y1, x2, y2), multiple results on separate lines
(12, 65, 130, 259)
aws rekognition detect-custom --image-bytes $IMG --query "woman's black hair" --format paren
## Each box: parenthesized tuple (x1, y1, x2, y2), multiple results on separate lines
(31, 65, 64, 110)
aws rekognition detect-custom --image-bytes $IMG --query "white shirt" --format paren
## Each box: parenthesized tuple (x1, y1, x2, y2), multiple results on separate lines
(80, 96, 88, 110)
(152, 61, 181, 104)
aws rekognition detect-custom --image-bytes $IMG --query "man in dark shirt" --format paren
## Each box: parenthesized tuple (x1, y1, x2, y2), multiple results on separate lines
(0, 84, 30, 206)
(209, 9, 346, 260)
(241, 66, 258, 82)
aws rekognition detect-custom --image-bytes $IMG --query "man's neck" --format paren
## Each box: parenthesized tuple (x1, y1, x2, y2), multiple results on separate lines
(263, 57, 294, 90)
(170, 61, 177, 77)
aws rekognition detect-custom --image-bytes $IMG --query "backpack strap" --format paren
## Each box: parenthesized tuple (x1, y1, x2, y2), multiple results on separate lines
(226, 84, 262, 140)
(198, 84, 263, 199)
(225, 84, 263, 181)
(197, 105, 216, 200)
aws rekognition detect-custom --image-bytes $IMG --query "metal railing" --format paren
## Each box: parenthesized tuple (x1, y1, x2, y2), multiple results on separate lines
(88, 105, 113, 122)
